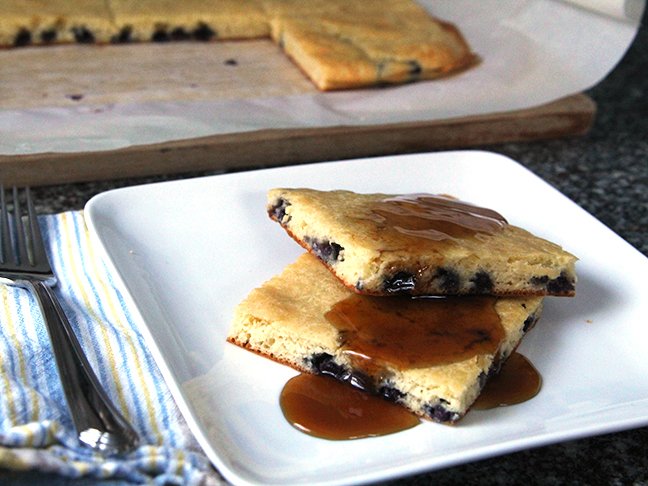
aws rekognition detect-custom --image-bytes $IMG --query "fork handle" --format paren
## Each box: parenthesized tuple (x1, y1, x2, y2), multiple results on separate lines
(28, 281, 139, 455)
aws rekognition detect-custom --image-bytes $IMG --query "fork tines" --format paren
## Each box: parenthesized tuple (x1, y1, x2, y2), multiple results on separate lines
(0, 185, 46, 271)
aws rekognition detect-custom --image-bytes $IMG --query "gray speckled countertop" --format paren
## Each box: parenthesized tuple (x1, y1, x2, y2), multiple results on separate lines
(22, 18, 648, 486)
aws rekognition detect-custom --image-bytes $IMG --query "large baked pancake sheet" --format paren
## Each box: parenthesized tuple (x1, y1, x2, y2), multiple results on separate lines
(85, 151, 648, 485)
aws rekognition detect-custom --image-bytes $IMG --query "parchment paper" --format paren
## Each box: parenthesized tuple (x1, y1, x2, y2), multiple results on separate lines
(0, 0, 643, 155)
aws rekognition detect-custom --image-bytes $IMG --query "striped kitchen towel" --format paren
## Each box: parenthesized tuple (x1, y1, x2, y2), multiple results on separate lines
(0, 211, 223, 485)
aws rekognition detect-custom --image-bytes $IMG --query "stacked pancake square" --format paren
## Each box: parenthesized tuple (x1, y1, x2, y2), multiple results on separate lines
(227, 188, 576, 423)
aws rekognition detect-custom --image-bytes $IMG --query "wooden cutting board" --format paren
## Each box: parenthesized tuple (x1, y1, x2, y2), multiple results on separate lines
(0, 42, 596, 186)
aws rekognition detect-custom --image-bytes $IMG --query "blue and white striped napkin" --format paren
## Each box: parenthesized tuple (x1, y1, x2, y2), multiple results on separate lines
(0, 211, 222, 485)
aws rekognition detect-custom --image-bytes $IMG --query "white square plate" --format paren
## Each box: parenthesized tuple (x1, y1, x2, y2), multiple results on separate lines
(85, 151, 648, 485)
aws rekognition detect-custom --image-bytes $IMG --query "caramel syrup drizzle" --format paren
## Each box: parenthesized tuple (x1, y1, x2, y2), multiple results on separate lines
(279, 194, 540, 440)
(368, 194, 508, 243)
(325, 294, 504, 370)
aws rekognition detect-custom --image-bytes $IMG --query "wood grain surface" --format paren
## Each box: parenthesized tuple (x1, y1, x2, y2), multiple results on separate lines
(0, 42, 596, 186)
(0, 41, 313, 109)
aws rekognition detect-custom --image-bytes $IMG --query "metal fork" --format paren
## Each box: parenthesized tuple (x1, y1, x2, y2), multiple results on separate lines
(0, 186, 139, 455)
